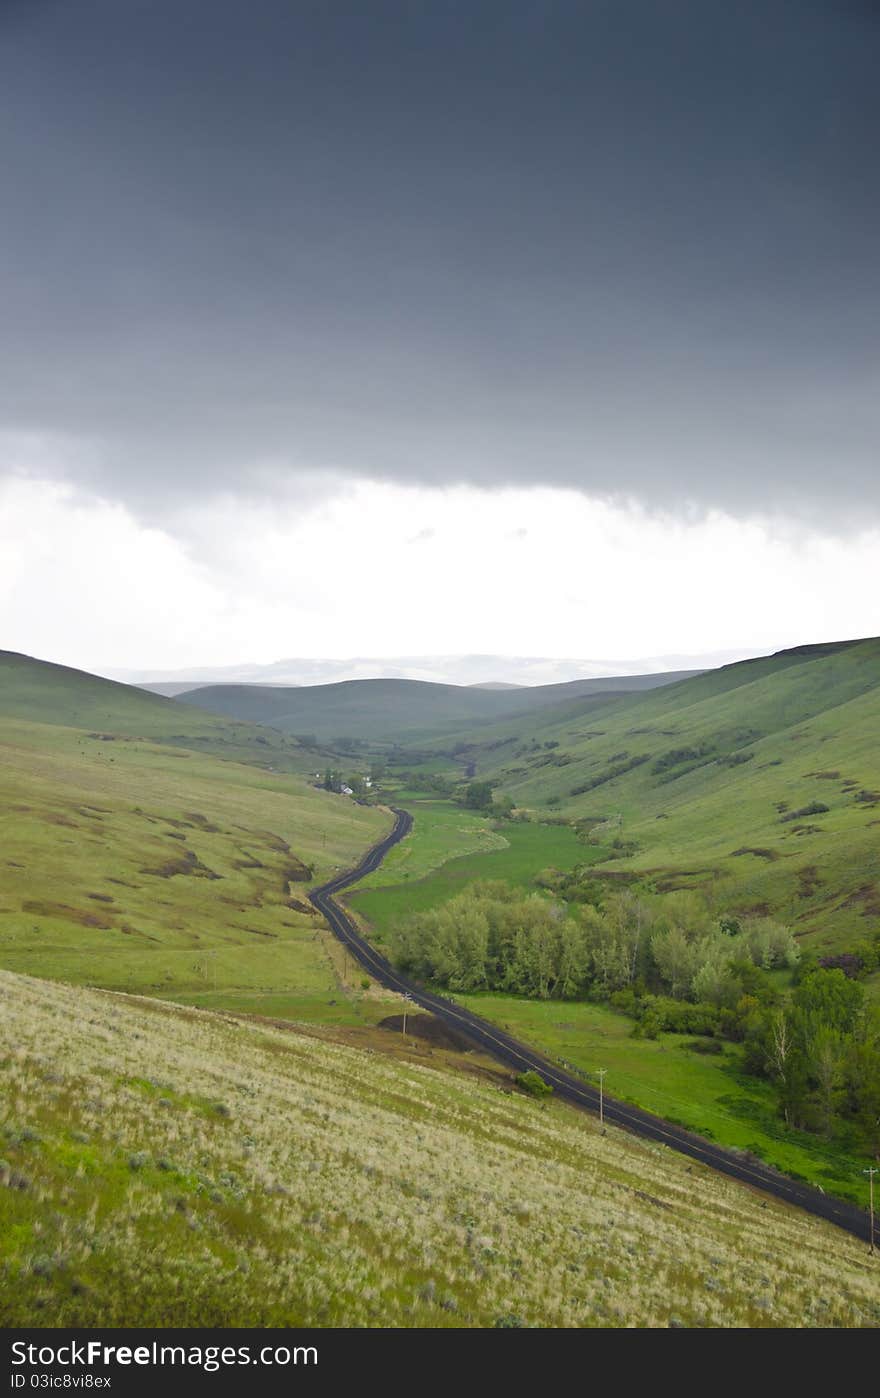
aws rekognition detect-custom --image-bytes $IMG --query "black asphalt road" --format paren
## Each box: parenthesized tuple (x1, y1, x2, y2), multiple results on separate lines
(310, 807, 874, 1247)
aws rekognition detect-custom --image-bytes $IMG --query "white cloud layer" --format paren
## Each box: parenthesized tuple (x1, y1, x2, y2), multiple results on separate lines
(1, 474, 878, 675)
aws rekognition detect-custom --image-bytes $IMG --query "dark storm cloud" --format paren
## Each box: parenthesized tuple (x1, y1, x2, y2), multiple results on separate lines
(1, 0, 878, 519)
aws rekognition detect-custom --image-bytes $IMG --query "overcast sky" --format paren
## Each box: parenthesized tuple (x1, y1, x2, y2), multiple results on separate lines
(1, 2, 878, 674)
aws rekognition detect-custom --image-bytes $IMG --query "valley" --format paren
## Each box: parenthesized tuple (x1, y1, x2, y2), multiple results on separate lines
(2, 642, 879, 1326)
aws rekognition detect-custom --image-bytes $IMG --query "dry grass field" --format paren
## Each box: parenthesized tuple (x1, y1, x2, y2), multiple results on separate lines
(2, 970, 878, 1328)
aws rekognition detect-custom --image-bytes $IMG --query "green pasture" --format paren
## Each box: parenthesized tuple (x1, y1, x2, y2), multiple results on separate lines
(455, 993, 871, 1204)
(350, 807, 589, 928)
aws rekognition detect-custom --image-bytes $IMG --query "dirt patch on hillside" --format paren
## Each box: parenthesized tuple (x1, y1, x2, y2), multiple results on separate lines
(379, 1013, 475, 1052)
(284, 858, 313, 884)
(836, 882, 880, 919)
(796, 866, 823, 899)
(652, 868, 721, 892)
(22, 900, 114, 929)
(139, 850, 221, 880)
(731, 846, 780, 861)
(246, 1013, 511, 1089)
(854, 789, 880, 807)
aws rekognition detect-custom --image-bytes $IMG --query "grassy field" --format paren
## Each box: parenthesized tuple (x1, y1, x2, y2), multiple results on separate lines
(0, 659, 392, 1023)
(353, 796, 508, 890)
(455, 994, 872, 1204)
(2, 969, 877, 1328)
(350, 809, 588, 929)
(422, 638, 880, 957)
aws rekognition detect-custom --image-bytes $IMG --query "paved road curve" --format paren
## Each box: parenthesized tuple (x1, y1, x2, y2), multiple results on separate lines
(310, 807, 873, 1246)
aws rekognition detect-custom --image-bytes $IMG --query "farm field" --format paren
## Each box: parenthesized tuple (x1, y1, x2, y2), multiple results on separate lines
(2, 969, 877, 1328)
(350, 806, 589, 929)
(352, 796, 509, 891)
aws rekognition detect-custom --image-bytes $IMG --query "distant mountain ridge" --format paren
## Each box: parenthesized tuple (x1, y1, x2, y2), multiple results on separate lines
(109, 648, 757, 692)
(169, 670, 705, 741)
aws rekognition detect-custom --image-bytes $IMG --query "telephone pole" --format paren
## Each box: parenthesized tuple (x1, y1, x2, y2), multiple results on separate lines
(597, 1069, 607, 1131)
(864, 1167, 877, 1255)
(402, 993, 412, 1038)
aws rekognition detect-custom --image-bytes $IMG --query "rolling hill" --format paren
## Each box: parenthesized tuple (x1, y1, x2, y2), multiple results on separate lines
(0, 651, 390, 1020)
(0, 650, 328, 773)
(169, 669, 703, 743)
(418, 637, 880, 955)
(2, 969, 877, 1327)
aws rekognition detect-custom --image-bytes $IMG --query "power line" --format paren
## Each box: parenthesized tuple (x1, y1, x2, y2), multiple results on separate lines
(863, 1167, 877, 1256)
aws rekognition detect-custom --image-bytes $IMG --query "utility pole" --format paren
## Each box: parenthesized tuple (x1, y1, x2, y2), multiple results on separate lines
(861, 1168, 873, 1258)
(402, 994, 411, 1038)
(597, 1069, 607, 1131)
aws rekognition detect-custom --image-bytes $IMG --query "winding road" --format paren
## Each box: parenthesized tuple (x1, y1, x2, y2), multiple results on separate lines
(310, 807, 874, 1247)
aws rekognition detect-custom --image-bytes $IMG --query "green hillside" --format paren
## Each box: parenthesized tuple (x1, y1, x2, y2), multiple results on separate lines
(2, 970, 877, 1328)
(423, 637, 880, 955)
(0, 650, 325, 773)
(173, 670, 700, 743)
(0, 653, 390, 1021)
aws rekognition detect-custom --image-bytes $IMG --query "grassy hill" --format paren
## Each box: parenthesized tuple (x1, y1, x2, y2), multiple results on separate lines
(2, 969, 877, 1328)
(0, 652, 391, 1021)
(172, 670, 701, 743)
(0, 650, 331, 773)
(419, 637, 880, 955)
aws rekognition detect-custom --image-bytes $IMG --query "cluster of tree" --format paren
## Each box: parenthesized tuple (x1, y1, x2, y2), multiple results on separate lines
(461, 780, 494, 811)
(389, 884, 799, 1005)
(580, 892, 798, 1001)
(741, 968, 880, 1145)
(390, 883, 588, 998)
(390, 874, 880, 1144)
(320, 769, 371, 797)
(454, 781, 516, 817)
(613, 957, 880, 1144)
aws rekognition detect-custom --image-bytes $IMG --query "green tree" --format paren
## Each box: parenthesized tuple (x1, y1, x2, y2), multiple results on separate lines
(650, 927, 703, 999)
(463, 781, 494, 811)
(843, 1021, 880, 1154)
